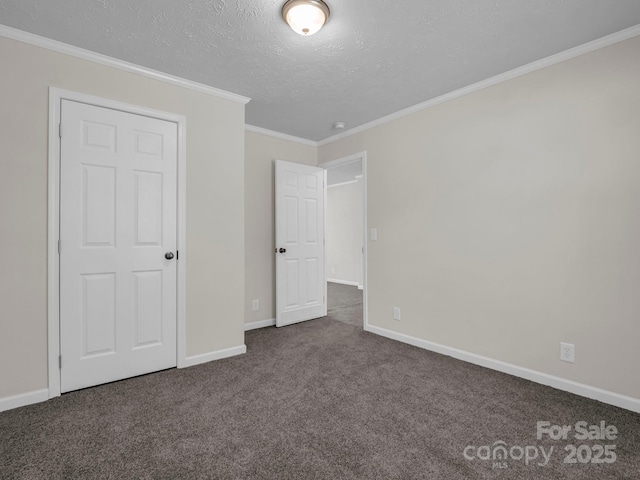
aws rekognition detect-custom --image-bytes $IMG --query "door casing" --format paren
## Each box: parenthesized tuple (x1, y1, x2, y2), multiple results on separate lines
(47, 87, 188, 398)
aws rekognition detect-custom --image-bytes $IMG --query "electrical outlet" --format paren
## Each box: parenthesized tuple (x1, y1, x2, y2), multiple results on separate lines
(370, 228, 378, 241)
(393, 307, 401, 321)
(252, 299, 259, 311)
(560, 342, 575, 363)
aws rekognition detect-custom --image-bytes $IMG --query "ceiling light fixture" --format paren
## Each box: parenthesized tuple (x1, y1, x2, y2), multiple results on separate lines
(282, 0, 330, 36)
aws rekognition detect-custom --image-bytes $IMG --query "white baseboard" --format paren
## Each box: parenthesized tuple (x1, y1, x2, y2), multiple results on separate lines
(365, 324, 640, 414)
(0, 388, 49, 413)
(181, 344, 247, 368)
(1, 346, 248, 411)
(328, 278, 360, 287)
(245, 318, 276, 331)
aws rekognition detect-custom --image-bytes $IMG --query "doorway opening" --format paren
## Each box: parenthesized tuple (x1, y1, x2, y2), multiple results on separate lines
(322, 152, 367, 329)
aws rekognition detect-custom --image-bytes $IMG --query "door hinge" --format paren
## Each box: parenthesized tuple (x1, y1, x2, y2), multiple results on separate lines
(176, 250, 179, 260)
(58, 355, 62, 369)
(58, 123, 63, 138)
(58, 240, 60, 255)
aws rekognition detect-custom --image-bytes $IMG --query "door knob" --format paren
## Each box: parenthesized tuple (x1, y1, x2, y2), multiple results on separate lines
(279, 248, 286, 254)
(165, 252, 175, 260)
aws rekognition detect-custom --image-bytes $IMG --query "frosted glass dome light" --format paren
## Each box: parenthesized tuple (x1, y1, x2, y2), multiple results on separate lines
(282, 0, 330, 36)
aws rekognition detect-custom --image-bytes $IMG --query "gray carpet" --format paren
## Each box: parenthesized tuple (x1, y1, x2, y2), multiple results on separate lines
(327, 282, 363, 327)
(2, 285, 639, 479)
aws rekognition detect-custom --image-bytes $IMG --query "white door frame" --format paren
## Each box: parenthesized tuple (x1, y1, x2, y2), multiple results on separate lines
(321, 152, 368, 330)
(47, 87, 188, 398)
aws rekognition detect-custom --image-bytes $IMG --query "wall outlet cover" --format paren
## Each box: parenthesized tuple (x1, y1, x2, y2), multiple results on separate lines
(560, 342, 575, 363)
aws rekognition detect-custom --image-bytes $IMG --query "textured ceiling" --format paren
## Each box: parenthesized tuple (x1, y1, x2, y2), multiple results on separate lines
(1, 1, 640, 141)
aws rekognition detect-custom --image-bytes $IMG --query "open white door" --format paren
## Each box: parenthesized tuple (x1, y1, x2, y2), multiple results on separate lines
(275, 160, 327, 327)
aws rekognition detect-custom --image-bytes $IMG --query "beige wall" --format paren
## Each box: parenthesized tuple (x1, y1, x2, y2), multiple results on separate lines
(319, 37, 640, 400)
(0, 36, 245, 399)
(327, 179, 363, 286)
(244, 131, 317, 325)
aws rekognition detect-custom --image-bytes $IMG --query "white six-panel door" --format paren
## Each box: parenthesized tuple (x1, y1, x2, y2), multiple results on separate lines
(59, 100, 178, 392)
(275, 160, 327, 327)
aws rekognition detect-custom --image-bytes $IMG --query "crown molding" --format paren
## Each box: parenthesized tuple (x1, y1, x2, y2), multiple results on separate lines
(8, 19, 634, 142)
(318, 23, 640, 146)
(0, 24, 250, 105)
(327, 179, 358, 188)
(245, 124, 318, 147)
